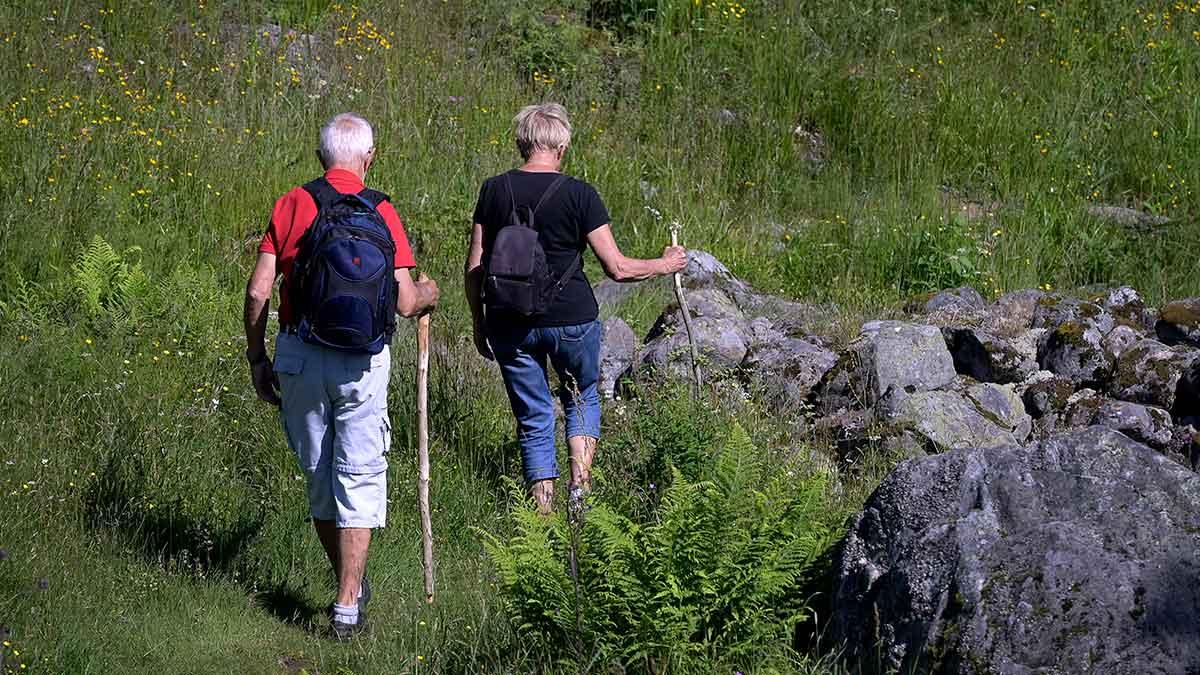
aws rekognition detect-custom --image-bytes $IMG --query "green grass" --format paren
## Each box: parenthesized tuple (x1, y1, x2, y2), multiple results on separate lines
(0, 0, 1197, 672)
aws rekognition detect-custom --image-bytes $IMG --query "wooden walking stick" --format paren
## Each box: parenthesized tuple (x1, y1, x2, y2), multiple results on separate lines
(670, 223, 702, 394)
(416, 312, 435, 604)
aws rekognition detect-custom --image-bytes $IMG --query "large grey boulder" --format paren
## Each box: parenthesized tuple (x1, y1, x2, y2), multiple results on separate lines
(596, 250, 835, 338)
(985, 289, 1045, 336)
(905, 287, 987, 315)
(679, 250, 751, 301)
(1100, 286, 1155, 332)
(1102, 324, 1141, 360)
(738, 293, 836, 337)
(941, 326, 1038, 384)
(639, 288, 750, 378)
(598, 317, 636, 399)
(816, 321, 957, 413)
(1156, 298, 1200, 348)
(1062, 392, 1173, 449)
(880, 384, 1029, 453)
(742, 319, 837, 409)
(1108, 338, 1200, 410)
(1085, 203, 1171, 230)
(1031, 295, 1114, 335)
(833, 428, 1200, 674)
(1037, 320, 1115, 387)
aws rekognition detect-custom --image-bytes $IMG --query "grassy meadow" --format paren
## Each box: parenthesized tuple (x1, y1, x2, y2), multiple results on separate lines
(1, 0, 1198, 672)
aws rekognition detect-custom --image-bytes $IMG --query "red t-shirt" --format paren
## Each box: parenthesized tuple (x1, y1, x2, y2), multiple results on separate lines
(260, 168, 416, 326)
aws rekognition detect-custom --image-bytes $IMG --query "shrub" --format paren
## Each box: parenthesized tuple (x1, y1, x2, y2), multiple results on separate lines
(476, 0, 619, 89)
(902, 222, 982, 295)
(482, 423, 838, 672)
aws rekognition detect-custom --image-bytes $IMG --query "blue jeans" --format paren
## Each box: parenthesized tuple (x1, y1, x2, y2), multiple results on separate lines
(489, 320, 602, 483)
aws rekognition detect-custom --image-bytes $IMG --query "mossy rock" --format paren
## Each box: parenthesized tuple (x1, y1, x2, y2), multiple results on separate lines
(1157, 298, 1200, 348)
(1159, 298, 1200, 329)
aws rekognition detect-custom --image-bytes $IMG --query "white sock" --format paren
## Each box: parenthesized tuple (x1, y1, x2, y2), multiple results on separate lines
(333, 602, 359, 625)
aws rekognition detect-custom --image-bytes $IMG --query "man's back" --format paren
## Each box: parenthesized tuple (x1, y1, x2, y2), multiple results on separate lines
(260, 168, 415, 327)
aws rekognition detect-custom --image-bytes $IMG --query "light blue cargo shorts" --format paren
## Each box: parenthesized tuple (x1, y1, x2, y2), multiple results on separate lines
(273, 332, 391, 529)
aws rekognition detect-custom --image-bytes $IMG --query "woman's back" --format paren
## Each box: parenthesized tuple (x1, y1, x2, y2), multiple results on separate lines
(473, 169, 610, 327)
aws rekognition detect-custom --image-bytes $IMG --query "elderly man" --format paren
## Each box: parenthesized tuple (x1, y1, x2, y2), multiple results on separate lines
(465, 103, 685, 514)
(244, 112, 439, 639)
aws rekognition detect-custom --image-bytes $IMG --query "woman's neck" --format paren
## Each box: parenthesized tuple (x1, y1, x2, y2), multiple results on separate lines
(520, 151, 561, 173)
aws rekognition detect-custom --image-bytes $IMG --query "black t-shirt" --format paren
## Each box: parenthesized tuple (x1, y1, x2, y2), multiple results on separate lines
(473, 169, 610, 328)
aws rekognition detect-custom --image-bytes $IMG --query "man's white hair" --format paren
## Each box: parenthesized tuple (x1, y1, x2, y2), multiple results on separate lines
(319, 112, 374, 167)
(514, 103, 571, 160)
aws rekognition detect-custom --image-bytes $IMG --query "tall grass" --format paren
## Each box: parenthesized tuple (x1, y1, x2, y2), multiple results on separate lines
(0, 0, 1197, 672)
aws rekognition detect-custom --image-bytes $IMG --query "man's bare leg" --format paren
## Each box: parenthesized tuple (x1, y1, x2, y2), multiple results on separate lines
(313, 518, 339, 573)
(531, 478, 555, 516)
(568, 435, 597, 492)
(335, 528, 371, 607)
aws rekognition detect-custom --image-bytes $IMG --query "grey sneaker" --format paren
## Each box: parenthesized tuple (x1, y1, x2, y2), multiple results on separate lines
(358, 575, 371, 612)
(331, 612, 368, 641)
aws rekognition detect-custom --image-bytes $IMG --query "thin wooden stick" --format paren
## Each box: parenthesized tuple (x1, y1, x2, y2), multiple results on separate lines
(670, 224, 702, 394)
(416, 313, 435, 604)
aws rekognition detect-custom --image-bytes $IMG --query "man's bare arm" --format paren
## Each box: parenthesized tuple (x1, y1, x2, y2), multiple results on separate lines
(464, 223, 486, 327)
(244, 252, 277, 362)
(244, 252, 281, 405)
(395, 268, 439, 318)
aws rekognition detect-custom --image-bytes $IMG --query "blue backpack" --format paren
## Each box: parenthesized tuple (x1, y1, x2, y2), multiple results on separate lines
(290, 177, 397, 354)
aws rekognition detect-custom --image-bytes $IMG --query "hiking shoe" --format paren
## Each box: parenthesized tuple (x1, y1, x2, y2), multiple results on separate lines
(358, 575, 371, 612)
(330, 612, 368, 642)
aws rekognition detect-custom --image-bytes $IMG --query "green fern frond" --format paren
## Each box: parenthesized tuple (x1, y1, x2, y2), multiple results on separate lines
(482, 423, 841, 672)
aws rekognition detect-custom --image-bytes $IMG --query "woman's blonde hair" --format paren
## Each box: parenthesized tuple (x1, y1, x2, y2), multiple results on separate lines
(513, 103, 571, 160)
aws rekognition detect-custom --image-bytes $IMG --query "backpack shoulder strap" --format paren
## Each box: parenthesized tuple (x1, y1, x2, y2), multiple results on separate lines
(532, 174, 568, 215)
(545, 252, 583, 306)
(503, 172, 518, 216)
(358, 188, 390, 209)
(301, 176, 341, 211)
(503, 172, 568, 223)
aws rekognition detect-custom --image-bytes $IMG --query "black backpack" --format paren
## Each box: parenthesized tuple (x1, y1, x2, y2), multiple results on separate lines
(290, 177, 398, 354)
(484, 173, 578, 316)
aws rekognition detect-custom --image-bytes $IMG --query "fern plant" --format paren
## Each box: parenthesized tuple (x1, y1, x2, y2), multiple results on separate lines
(70, 235, 149, 329)
(0, 274, 52, 330)
(482, 423, 839, 673)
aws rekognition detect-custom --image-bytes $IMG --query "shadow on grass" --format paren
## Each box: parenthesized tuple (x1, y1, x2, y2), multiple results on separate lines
(256, 582, 323, 628)
(83, 466, 263, 574)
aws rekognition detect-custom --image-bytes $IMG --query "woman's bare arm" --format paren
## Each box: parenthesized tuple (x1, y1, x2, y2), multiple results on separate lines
(587, 224, 686, 282)
(464, 223, 493, 359)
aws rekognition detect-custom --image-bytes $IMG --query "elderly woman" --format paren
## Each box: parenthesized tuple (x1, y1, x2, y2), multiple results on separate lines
(465, 103, 686, 514)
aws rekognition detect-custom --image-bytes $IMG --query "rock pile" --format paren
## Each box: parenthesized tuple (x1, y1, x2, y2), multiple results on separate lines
(598, 251, 837, 409)
(598, 252, 1200, 673)
(601, 251, 1200, 462)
